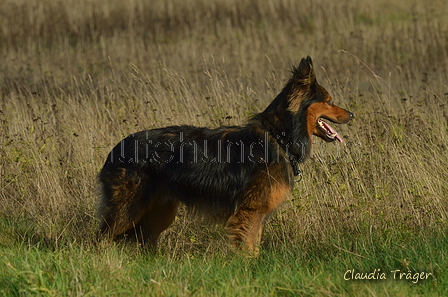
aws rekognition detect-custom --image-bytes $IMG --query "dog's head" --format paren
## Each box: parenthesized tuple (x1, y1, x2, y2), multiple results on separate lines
(287, 56, 353, 143)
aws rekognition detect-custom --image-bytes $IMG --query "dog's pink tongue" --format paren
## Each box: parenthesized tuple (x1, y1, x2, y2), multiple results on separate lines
(321, 120, 344, 143)
(335, 134, 344, 143)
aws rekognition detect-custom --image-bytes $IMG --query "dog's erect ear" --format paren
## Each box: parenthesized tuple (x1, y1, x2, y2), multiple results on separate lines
(294, 56, 316, 86)
(286, 56, 316, 114)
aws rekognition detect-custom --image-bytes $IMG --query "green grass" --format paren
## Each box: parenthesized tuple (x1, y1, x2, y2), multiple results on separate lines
(1, 0, 448, 295)
(1, 228, 445, 296)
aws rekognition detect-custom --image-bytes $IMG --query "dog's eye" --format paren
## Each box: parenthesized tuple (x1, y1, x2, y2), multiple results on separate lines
(326, 101, 333, 106)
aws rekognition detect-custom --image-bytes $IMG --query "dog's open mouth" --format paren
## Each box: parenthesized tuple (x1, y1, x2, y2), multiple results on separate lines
(317, 118, 343, 143)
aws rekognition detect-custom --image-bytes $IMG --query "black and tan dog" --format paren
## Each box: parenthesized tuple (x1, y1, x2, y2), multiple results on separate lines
(97, 56, 353, 255)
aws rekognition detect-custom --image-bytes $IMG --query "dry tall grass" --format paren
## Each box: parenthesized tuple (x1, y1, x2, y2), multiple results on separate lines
(1, 0, 447, 251)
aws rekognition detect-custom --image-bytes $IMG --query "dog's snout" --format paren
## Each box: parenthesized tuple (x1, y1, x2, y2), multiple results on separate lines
(348, 111, 354, 119)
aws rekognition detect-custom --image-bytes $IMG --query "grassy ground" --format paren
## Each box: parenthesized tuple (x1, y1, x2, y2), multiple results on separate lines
(1, 0, 447, 295)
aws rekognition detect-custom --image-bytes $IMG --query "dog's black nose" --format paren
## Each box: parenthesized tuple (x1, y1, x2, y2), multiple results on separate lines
(348, 111, 354, 119)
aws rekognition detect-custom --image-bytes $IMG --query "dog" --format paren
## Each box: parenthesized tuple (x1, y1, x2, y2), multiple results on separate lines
(97, 56, 353, 255)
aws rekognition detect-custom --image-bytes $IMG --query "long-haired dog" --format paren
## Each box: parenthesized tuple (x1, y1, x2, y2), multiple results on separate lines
(97, 56, 353, 255)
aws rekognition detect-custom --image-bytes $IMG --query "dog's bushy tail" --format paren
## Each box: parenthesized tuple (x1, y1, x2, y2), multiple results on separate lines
(97, 166, 145, 237)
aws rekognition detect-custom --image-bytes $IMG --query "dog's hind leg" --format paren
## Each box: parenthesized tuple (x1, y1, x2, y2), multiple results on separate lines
(134, 199, 179, 249)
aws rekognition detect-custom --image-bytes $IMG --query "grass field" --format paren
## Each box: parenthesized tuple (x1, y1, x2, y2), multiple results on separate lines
(1, 0, 447, 295)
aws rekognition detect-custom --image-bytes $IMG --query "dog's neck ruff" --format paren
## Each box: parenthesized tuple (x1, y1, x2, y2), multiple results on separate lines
(289, 155, 301, 177)
(252, 115, 309, 177)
